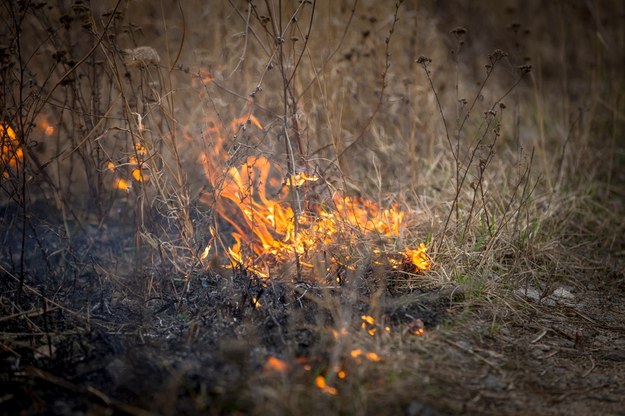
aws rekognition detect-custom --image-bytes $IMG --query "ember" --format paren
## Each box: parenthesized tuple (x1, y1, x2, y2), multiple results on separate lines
(264, 356, 290, 374)
(315, 375, 338, 396)
(38, 115, 55, 137)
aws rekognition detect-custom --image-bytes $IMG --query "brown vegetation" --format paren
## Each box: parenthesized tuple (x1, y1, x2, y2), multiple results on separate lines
(1, 1, 623, 414)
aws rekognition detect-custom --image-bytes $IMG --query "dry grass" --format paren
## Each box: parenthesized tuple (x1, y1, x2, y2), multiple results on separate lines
(1, 0, 624, 415)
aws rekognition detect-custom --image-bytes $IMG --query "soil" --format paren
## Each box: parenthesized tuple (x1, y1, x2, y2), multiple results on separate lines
(417, 274, 625, 416)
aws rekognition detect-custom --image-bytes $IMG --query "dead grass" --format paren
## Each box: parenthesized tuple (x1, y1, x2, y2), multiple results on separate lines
(1, 0, 624, 415)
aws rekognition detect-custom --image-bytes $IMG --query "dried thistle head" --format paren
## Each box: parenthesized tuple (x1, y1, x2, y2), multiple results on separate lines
(122, 46, 160, 68)
(416, 55, 432, 65)
(450, 26, 467, 37)
(450, 26, 468, 44)
(518, 64, 532, 74)
(488, 49, 508, 64)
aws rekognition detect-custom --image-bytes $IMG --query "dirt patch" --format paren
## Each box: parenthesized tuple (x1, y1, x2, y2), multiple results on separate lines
(403, 269, 625, 416)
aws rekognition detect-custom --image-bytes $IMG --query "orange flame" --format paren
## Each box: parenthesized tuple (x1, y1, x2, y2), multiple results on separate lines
(407, 318, 426, 336)
(350, 348, 382, 362)
(361, 315, 379, 336)
(197, 110, 430, 278)
(366, 352, 381, 362)
(315, 376, 338, 396)
(1, 124, 22, 177)
(404, 243, 430, 270)
(332, 327, 349, 339)
(38, 116, 55, 136)
(200, 245, 211, 260)
(264, 356, 290, 374)
(114, 178, 131, 192)
(230, 113, 263, 133)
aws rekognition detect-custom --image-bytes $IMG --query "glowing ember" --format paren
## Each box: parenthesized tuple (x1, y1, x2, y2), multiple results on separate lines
(296, 356, 313, 372)
(350, 349, 363, 358)
(366, 352, 381, 362)
(332, 327, 349, 339)
(407, 318, 426, 336)
(38, 116, 55, 136)
(315, 376, 338, 396)
(361, 315, 375, 325)
(264, 356, 289, 374)
(350, 348, 382, 362)
(361, 315, 378, 336)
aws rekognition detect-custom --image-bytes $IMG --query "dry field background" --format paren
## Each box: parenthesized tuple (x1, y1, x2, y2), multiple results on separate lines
(1, 0, 624, 415)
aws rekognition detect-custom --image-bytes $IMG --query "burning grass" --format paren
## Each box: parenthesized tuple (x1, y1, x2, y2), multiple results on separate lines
(199, 128, 431, 280)
(1, 0, 624, 415)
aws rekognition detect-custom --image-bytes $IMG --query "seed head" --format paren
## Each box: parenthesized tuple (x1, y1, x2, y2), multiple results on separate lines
(518, 64, 532, 74)
(123, 46, 161, 68)
(416, 55, 432, 65)
(450, 27, 468, 37)
(488, 49, 508, 64)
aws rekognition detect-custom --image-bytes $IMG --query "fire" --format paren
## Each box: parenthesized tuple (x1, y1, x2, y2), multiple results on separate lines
(406, 318, 426, 336)
(366, 352, 381, 362)
(315, 376, 338, 396)
(38, 116, 55, 136)
(361, 315, 375, 325)
(404, 243, 430, 270)
(350, 348, 382, 362)
(285, 171, 319, 187)
(200, 245, 211, 260)
(264, 356, 290, 374)
(107, 143, 151, 191)
(332, 327, 349, 339)
(197, 106, 430, 279)
(191, 67, 214, 95)
(230, 113, 263, 133)
(287, 316, 392, 396)
(1, 124, 22, 178)
(114, 178, 131, 192)
(361, 315, 377, 336)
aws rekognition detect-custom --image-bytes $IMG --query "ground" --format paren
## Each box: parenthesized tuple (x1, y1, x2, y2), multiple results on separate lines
(1, 204, 623, 415)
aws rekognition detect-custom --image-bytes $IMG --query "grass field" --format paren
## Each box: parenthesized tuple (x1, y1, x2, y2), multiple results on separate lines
(1, 1, 624, 415)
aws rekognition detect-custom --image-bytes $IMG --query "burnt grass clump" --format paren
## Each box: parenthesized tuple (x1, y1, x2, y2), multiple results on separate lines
(0, 199, 453, 415)
(2, 0, 625, 415)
